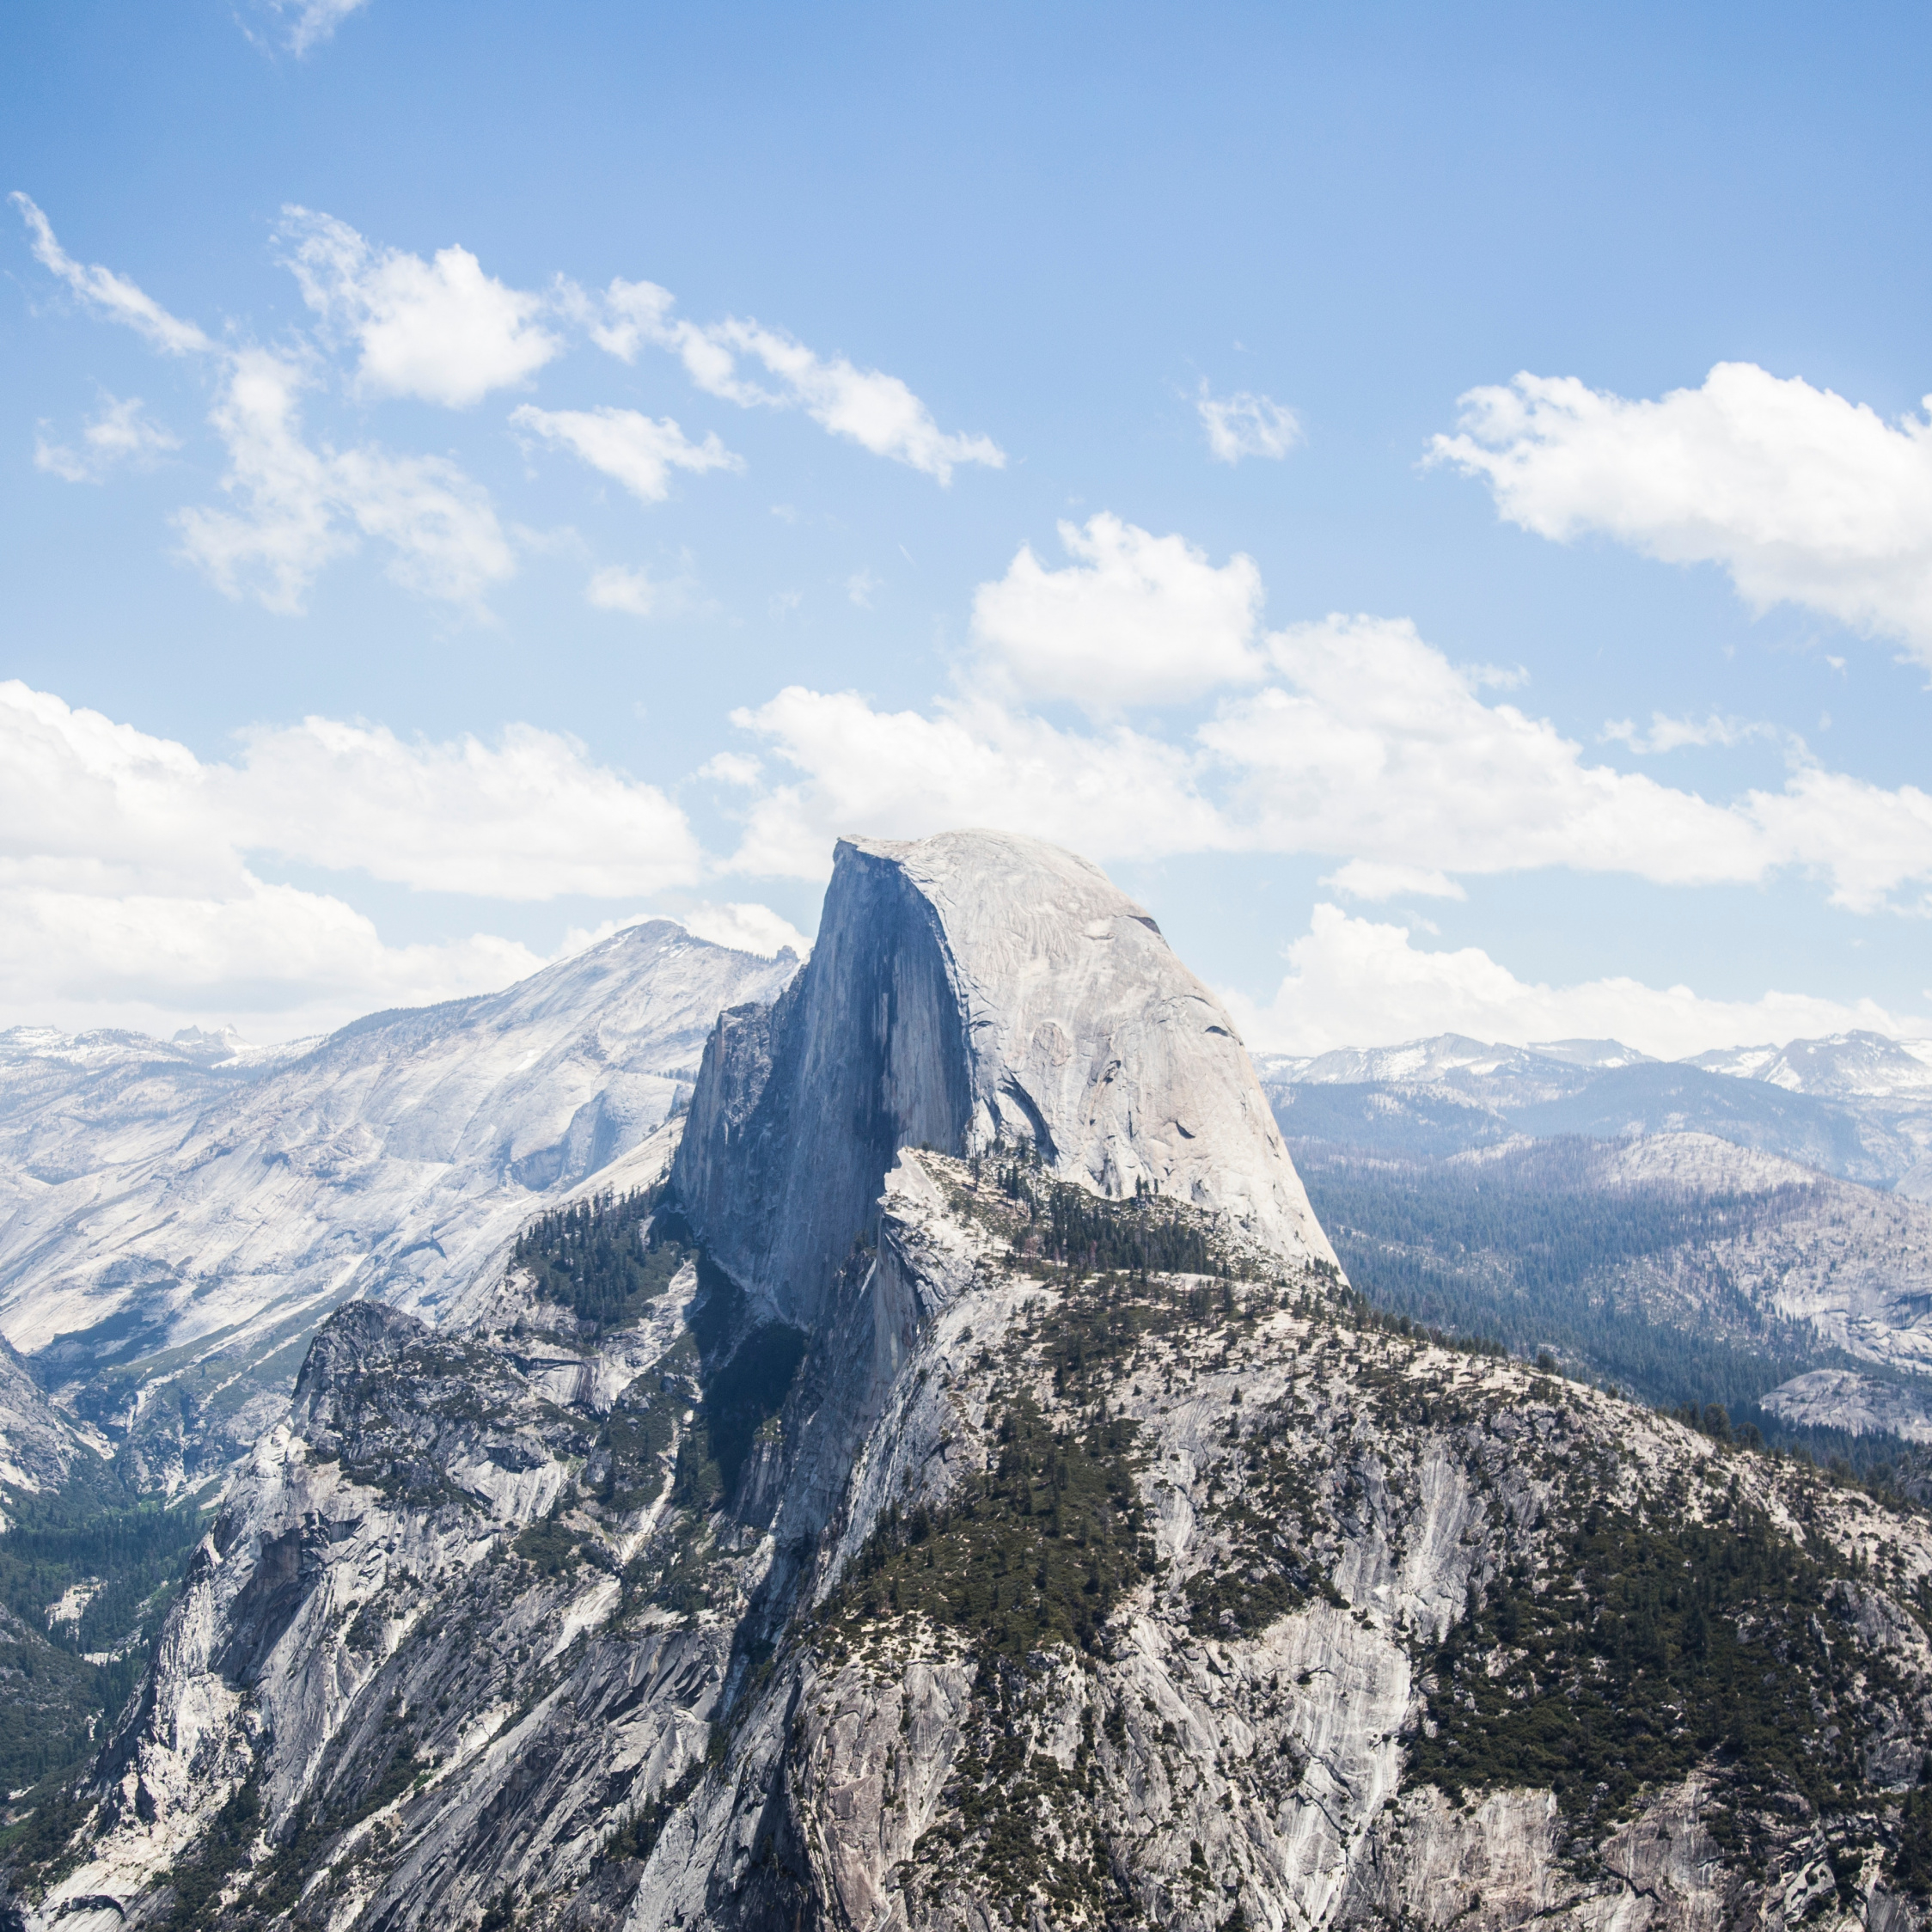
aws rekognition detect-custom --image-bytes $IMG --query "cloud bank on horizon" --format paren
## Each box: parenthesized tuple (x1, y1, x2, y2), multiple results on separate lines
(5, 489, 1932, 1049)
(10, 182, 1932, 1058)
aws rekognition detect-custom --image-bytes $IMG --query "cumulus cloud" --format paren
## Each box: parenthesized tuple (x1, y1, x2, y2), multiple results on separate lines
(1227, 902, 1924, 1061)
(971, 514, 1266, 710)
(282, 208, 561, 407)
(0, 882, 540, 1042)
(713, 524, 1932, 913)
(679, 901, 813, 958)
(721, 687, 1226, 880)
(0, 681, 702, 1034)
(34, 394, 178, 482)
(217, 715, 703, 898)
(1203, 615, 1769, 889)
(11, 193, 212, 355)
(174, 350, 512, 612)
(585, 278, 1003, 483)
(1432, 364, 1932, 664)
(1198, 382, 1301, 463)
(511, 404, 740, 503)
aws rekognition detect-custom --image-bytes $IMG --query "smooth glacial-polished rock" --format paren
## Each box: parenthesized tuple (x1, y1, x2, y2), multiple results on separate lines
(674, 830, 1334, 1328)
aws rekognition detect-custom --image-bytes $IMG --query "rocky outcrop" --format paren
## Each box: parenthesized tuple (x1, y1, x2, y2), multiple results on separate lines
(1763, 1367, 1932, 1443)
(0, 1330, 80, 1497)
(15, 835, 1932, 1932)
(674, 830, 1332, 1331)
(0, 922, 796, 1490)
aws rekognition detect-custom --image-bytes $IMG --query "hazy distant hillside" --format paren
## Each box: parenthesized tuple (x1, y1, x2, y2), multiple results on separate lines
(1259, 1029, 1932, 1455)
(1257, 1026, 1932, 1189)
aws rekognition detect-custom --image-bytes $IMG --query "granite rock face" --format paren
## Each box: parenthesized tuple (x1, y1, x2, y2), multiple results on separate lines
(0, 1330, 77, 1497)
(15, 835, 1932, 1932)
(674, 831, 1333, 1329)
(0, 923, 796, 1492)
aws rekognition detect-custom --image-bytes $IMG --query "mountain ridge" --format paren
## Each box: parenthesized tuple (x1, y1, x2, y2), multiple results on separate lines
(9, 835, 1932, 1929)
(0, 920, 797, 1494)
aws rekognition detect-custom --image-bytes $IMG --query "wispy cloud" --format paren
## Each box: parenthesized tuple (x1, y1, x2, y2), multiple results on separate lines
(1603, 712, 1781, 755)
(1197, 382, 1301, 463)
(174, 350, 513, 613)
(34, 394, 178, 483)
(585, 277, 1005, 484)
(246, 0, 373, 58)
(16, 201, 513, 613)
(511, 404, 741, 503)
(11, 193, 212, 354)
(584, 561, 707, 620)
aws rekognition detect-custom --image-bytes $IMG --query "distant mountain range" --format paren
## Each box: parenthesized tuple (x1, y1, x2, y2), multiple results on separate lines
(1257, 1028, 1932, 1452)
(12, 835, 1932, 1931)
(1255, 1028, 1932, 1193)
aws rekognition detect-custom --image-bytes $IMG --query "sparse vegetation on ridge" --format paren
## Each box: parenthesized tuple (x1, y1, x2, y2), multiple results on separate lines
(512, 1185, 688, 1329)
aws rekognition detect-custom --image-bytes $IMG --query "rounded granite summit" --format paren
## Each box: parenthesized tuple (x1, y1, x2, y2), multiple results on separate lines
(673, 828, 1335, 1328)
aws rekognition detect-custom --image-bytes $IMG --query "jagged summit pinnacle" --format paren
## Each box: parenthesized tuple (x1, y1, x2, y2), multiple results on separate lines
(673, 828, 1334, 1327)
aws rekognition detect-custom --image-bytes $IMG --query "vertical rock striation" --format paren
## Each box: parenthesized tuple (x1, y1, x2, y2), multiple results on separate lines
(673, 830, 1333, 1330)
(19, 831, 1932, 1932)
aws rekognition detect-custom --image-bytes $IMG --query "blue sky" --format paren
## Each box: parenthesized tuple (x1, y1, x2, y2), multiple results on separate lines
(4, 0, 1931, 1053)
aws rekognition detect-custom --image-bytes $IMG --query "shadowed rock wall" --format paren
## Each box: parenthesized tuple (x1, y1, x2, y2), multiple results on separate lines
(672, 829, 1333, 1328)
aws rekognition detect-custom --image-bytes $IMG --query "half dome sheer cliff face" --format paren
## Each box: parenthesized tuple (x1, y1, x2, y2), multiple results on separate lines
(13, 831, 1932, 1932)
(672, 831, 1335, 1330)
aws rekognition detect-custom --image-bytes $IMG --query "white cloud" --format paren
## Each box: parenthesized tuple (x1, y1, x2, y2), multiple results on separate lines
(847, 568, 880, 608)
(1432, 363, 1932, 664)
(586, 279, 1004, 483)
(706, 318, 1005, 482)
(712, 530, 1932, 913)
(218, 715, 703, 898)
(0, 681, 704, 1034)
(679, 902, 812, 958)
(584, 277, 677, 363)
(34, 394, 178, 482)
(584, 563, 707, 620)
(1197, 382, 1301, 463)
(1321, 860, 1465, 902)
(1202, 614, 1770, 890)
(281, 207, 561, 407)
(970, 514, 1266, 711)
(0, 881, 540, 1042)
(722, 687, 1226, 880)
(11, 193, 212, 355)
(174, 350, 512, 612)
(1228, 902, 1925, 1060)
(0, 680, 701, 901)
(15, 205, 515, 613)
(698, 751, 762, 786)
(511, 403, 741, 503)
(249, 0, 371, 55)
(1603, 712, 1777, 755)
